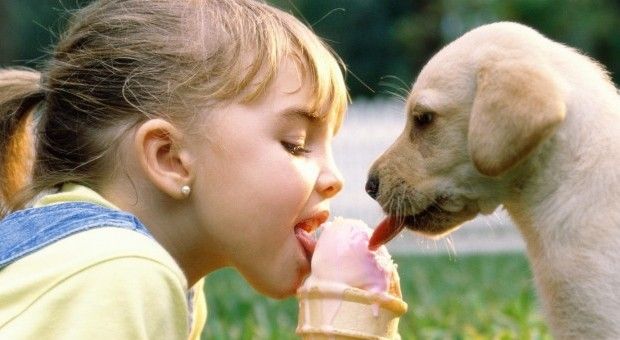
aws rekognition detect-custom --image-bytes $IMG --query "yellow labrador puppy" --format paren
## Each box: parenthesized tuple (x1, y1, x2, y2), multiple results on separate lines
(367, 22, 620, 339)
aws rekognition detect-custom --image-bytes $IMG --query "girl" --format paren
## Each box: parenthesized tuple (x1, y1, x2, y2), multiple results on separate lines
(0, 0, 348, 338)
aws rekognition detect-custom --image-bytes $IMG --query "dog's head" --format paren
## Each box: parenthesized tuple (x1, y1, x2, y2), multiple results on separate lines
(367, 22, 566, 245)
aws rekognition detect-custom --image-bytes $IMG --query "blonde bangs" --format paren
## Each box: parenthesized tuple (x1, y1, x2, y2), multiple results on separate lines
(301, 39, 349, 133)
(228, 3, 349, 132)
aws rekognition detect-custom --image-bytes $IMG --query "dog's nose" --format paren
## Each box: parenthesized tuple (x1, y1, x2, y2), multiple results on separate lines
(365, 174, 380, 199)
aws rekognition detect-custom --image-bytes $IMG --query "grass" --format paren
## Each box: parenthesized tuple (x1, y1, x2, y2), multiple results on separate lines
(202, 252, 551, 340)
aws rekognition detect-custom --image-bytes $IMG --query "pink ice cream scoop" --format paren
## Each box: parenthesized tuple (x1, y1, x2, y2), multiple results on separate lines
(296, 218, 406, 339)
(302, 217, 396, 294)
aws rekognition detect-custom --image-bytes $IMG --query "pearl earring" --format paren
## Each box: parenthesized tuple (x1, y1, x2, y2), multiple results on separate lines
(181, 185, 191, 197)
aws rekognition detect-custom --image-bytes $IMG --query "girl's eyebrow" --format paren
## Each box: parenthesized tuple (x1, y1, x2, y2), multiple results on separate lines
(280, 107, 321, 122)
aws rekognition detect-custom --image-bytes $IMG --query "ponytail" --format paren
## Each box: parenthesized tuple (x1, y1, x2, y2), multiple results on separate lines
(0, 68, 44, 216)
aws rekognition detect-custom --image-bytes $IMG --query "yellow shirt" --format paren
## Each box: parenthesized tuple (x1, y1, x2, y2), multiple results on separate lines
(0, 184, 206, 339)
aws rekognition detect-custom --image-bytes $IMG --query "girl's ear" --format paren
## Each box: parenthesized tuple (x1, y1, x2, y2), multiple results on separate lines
(134, 119, 194, 199)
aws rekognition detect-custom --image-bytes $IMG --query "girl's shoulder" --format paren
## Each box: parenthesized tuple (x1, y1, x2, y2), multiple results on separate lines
(0, 227, 189, 338)
(3, 226, 186, 287)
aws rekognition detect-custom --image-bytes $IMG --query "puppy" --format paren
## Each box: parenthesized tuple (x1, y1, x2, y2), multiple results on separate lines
(366, 22, 620, 339)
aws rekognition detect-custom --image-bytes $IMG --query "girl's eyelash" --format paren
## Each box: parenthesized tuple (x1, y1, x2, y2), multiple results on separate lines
(282, 141, 311, 155)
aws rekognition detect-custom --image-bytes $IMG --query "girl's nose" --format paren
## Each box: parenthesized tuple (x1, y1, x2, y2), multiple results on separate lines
(317, 158, 344, 199)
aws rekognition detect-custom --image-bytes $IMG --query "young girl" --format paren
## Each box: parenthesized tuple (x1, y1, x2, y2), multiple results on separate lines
(0, 0, 348, 338)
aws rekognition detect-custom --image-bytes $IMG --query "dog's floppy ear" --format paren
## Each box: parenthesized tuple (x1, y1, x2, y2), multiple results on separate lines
(468, 60, 566, 176)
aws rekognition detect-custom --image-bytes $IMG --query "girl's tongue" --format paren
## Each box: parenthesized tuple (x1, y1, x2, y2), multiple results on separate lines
(295, 227, 316, 260)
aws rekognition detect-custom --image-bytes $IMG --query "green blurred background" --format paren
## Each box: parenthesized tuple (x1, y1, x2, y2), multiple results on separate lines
(1, 0, 618, 99)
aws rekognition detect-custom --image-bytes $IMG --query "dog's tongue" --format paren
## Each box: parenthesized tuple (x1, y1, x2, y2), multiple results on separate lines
(368, 216, 405, 250)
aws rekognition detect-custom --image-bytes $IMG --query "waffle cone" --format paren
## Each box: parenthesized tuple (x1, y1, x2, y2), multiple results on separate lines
(296, 282, 407, 340)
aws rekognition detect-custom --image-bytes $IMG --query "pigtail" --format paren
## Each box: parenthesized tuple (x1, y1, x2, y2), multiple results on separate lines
(0, 68, 43, 216)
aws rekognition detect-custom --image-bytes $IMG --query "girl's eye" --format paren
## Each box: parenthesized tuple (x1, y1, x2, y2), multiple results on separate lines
(282, 141, 311, 156)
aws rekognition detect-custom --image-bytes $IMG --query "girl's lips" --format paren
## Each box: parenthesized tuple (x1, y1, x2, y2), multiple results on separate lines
(294, 211, 329, 260)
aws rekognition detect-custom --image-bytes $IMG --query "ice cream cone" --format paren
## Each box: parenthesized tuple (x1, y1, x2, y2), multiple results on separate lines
(296, 218, 408, 339)
(296, 284, 407, 340)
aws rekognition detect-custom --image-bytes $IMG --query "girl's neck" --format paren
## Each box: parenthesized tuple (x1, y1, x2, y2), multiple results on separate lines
(100, 179, 223, 286)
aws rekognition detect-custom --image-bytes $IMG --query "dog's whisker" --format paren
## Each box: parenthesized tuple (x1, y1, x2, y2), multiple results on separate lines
(379, 84, 409, 98)
(444, 236, 457, 261)
(379, 75, 411, 98)
(421, 190, 438, 203)
(380, 74, 410, 88)
(378, 77, 410, 93)
(382, 90, 407, 103)
(394, 193, 405, 226)
(483, 216, 495, 232)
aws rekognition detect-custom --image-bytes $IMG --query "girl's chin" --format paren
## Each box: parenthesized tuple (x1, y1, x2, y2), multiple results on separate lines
(284, 253, 311, 297)
(249, 255, 309, 299)
(245, 237, 313, 298)
(295, 243, 312, 282)
(275, 253, 310, 298)
(261, 276, 302, 299)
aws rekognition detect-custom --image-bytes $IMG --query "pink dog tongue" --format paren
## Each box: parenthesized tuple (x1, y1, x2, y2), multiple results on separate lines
(368, 216, 405, 250)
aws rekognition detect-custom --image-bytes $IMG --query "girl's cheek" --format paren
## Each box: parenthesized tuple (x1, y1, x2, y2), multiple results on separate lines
(296, 160, 321, 189)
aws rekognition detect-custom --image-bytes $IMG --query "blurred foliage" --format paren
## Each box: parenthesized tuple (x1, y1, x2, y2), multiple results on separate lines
(270, 0, 620, 97)
(204, 253, 550, 339)
(0, 1, 89, 66)
(1, 0, 618, 98)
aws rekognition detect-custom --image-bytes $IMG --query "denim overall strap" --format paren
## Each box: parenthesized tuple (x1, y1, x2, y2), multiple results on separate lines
(0, 202, 152, 268)
(0, 201, 197, 329)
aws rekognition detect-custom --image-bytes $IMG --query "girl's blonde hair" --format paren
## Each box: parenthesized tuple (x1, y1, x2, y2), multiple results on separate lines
(0, 0, 348, 216)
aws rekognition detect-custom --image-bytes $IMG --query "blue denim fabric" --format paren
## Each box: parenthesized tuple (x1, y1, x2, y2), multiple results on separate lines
(0, 202, 152, 268)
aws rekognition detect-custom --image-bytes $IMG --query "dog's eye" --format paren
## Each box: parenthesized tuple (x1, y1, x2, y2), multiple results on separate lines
(413, 111, 434, 128)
